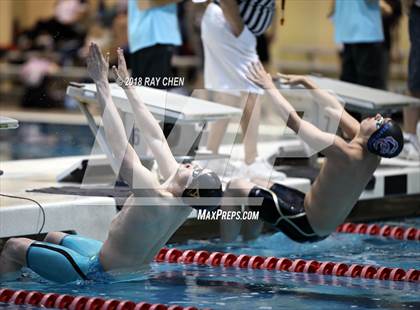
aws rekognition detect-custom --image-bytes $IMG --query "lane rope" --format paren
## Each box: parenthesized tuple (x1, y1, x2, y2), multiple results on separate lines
(154, 248, 420, 282)
(336, 223, 420, 241)
(1, 245, 418, 309)
(0, 288, 209, 310)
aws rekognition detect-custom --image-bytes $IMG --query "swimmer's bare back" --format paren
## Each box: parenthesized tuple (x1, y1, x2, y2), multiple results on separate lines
(99, 193, 191, 272)
(304, 144, 380, 236)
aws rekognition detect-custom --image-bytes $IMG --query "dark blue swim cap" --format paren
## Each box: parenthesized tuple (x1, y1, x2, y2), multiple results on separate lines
(367, 120, 404, 158)
(181, 167, 223, 211)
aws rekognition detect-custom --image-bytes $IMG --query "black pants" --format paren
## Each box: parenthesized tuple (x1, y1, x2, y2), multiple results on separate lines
(130, 44, 176, 139)
(130, 44, 174, 90)
(409, 6, 420, 92)
(340, 42, 387, 90)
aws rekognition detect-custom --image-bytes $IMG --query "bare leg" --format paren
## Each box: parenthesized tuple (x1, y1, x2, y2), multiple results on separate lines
(403, 99, 420, 135)
(251, 177, 275, 189)
(0, 238, 33, 280)
(220, 203, 243, 242)
(241, 210, 264, 242)
(207, 119, 231, 154)
(43, 232, 68, 244)
(238, 177, 268, 241)
(206, 91, 242, 153)
(240, 92, 261, 165)
(404, 91, 420, 134)
(220, 178, 257, 242)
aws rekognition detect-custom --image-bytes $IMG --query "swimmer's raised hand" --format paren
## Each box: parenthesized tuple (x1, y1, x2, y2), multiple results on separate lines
(275, 73, 315, 89)
(246, 61, 275, 89)
(86, 42, 109, 83)
(112, 47, 132, 89)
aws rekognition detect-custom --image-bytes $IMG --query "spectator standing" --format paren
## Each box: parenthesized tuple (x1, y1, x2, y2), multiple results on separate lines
(201, 0, 285, 179)
(128, 0, 181, 90)
(401, 0, 420, 159)
(333, 0, 387, 90)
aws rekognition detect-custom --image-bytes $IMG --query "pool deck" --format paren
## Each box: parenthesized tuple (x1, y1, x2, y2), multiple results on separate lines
(0, 156, 116, 241)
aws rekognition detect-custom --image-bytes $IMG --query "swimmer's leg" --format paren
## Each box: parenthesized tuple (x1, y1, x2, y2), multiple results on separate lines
(241, 205, 264, 242)
(26, 241, 90, 283)
(43, 232, 103, 258)
(220, 178, 261, 242)
(0, 238, 33, 281)
(251, 177, 275, 189)
(43, 231, 67, 244)
(240, 92, 261, 165)
(207, 92, 241, 154)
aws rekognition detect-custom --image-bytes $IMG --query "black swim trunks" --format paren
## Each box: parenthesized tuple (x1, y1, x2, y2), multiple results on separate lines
(248, 183, 327, 243)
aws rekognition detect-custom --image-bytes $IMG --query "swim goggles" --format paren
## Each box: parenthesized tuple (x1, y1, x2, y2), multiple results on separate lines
(375, 116, 385, 129)
(183, 165, 204, 197)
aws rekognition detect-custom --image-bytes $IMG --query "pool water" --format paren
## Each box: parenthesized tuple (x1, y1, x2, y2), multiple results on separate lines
(1, 218, 419, 310)
(0, 122, 94, 160)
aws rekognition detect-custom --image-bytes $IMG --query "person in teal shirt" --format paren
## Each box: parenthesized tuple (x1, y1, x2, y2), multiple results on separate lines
(128, 0, 182, 89)
(333, 0, 386, 90)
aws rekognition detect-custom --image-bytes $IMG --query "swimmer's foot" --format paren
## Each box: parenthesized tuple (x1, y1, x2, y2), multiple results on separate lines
(242, 158, 286, 182)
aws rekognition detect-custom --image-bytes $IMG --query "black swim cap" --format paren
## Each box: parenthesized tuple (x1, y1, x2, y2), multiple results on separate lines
(367, 120, 404, 158)
(181, 167, 223, 211)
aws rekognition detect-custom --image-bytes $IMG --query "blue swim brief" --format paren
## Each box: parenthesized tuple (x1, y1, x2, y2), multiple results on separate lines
(26, 234, 112, 283)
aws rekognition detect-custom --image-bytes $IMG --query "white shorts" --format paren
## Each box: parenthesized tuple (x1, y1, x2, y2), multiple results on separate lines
(201, 3, 262, 95)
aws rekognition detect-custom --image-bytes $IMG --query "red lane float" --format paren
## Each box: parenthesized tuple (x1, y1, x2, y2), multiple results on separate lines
(220, 253, 236, 267)
(336, 223, 419, 241)
(154, 248, 419, 282)
(0, 288, 204, 310)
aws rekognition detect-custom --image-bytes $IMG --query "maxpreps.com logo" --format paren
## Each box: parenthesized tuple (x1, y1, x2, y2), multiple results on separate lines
(197, 209, 259, 220)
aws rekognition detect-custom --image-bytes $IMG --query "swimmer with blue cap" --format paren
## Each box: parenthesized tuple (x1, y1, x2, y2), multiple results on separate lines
(0, 43, 222, 283)
(222, 63, 404, 243)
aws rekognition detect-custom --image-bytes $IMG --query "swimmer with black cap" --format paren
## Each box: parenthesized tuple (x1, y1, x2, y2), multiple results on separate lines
(0, 43, 222, 283)
(222, 63, 403, 243)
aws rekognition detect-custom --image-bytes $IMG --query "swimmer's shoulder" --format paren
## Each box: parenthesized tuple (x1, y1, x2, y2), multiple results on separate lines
(346, 143, 381, 166)
(332, 141, 372, 164)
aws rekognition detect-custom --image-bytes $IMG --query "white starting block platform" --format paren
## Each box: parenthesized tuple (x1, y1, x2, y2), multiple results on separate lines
(312, 157, 420, 200)
(0, 156, 116, 241)
(0, 116, 19, 130)
(66, 83, 241, 123)
(360, 159, 420, 200)
(66, 83, 242, 160)
(223, 139, 420, 201)
(308, 76, 420, 113)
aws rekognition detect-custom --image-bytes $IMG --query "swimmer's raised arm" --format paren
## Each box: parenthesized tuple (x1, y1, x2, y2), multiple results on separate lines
(247, 62, 349, 158)
(277, 73, 360, 139)
(112, 48, 179, 180)
(86, 43, 160, 192)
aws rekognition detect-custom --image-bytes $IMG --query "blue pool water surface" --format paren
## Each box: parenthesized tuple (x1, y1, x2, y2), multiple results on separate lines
(0, 122, 93, 160)
(1, 218, 419, 310)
